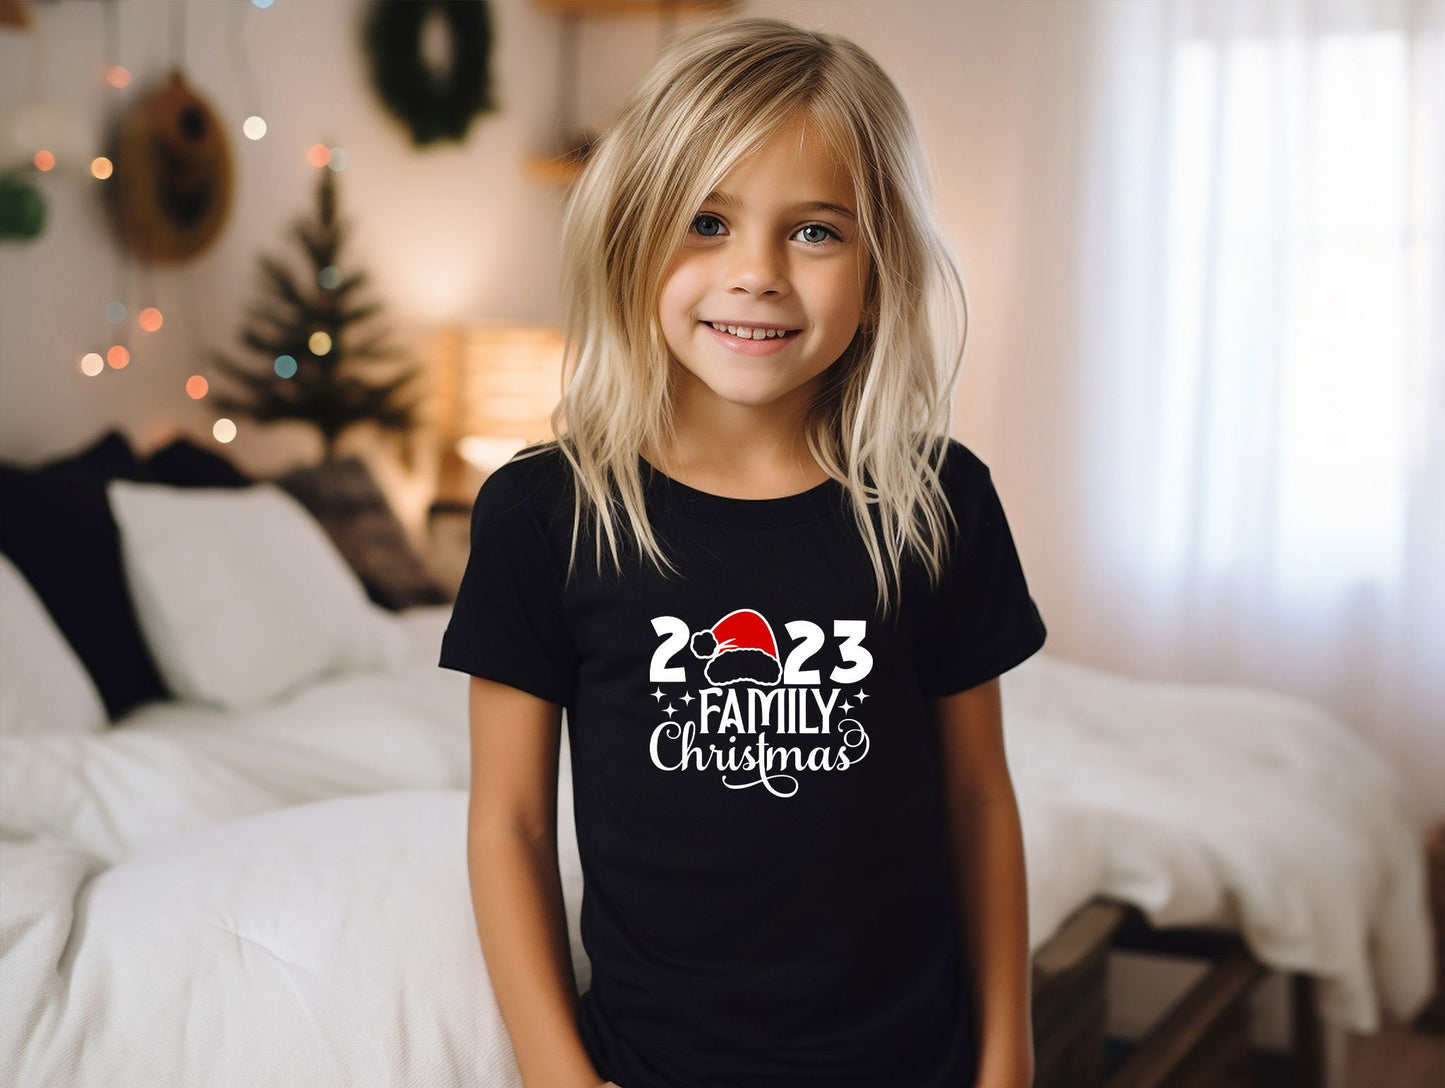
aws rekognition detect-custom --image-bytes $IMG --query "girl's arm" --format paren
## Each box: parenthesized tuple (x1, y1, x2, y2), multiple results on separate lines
(466, 676, 610, 1088)
(933, 678, 1036, 1088)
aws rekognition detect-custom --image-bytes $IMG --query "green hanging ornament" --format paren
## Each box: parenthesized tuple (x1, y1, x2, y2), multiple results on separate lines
(0, 168, 46, 240)
(363, 0, 496, 147)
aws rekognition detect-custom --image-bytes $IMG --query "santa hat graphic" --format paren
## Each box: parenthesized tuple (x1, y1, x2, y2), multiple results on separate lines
(690, 608, 782, 687)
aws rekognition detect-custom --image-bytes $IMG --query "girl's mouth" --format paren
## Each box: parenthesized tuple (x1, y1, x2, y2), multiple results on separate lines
(700, 321, 802, 356)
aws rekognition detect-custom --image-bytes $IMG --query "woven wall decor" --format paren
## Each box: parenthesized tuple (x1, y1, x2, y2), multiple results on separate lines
(105, 69, 234, 264)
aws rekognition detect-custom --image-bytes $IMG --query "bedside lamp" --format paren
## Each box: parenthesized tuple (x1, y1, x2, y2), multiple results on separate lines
(426, 322, 567, 597)
(432, 322, 567, 501)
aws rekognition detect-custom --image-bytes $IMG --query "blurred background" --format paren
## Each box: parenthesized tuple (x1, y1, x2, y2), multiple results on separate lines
(4, 0, 1438, 825)
(1, 2, 1442, 1083)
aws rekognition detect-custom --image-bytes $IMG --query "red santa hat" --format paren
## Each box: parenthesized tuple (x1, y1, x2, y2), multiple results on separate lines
(690, 608, 782, 687)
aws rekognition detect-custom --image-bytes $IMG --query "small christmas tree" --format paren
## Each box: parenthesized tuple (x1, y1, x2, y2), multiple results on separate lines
(211, 166, 425, 463)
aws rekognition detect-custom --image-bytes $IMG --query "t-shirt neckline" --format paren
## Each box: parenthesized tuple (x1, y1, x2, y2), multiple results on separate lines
(638, 454, 843, 528)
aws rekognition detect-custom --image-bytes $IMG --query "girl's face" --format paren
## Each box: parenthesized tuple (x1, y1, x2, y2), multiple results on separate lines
(657, 113, 868, 426)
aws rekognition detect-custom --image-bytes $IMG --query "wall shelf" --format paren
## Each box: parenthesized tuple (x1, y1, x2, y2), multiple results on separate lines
(524, 153, 587, 184)
(526, 0, 736, 184)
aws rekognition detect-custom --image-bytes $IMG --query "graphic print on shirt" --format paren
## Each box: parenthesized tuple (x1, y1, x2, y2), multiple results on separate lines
(648, 608, 872, 798)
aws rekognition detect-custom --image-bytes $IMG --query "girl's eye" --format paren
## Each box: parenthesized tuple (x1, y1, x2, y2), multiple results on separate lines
(691, 214, 725, 237)
(795, 223, 840, 245)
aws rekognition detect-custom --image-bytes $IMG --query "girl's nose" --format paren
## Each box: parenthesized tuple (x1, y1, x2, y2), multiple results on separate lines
(725, 237, 789, 297)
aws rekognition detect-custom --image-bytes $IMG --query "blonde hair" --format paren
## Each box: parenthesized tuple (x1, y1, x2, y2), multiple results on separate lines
(532, 15, 969, 620)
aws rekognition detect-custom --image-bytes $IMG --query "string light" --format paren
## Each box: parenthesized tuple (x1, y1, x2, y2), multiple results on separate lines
(327, 148, 349, 171)
(186, 375, 209, 399)
(306, 143, 331, 169)
(308, 331, 332, 355)
(81, 353, 105, 377)
(33, 150, 55, 172)
(274, 354, 298, 378)
(107, 345, 130, 369)
(230, 0, 268, 148)
(318, 265, 341, 289)
(138, 307, 163, 332)
(105, 301, 126, 324)
(213, 418, 238, 443)
(91, 157, 114, 180)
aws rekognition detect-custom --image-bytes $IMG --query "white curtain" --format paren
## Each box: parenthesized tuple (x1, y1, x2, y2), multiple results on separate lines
(1064, 0, 1444, 830)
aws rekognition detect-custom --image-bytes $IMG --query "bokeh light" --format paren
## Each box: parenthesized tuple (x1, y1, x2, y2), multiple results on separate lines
(91, 156, 114, 180)
(274, 354, 298, 379)
(327, 148, 349, 171)
(306, 143, 331, 169)
(213, 418, 238, 443)
(105, 65, 131, 89)
(308, 331, 332, 355)
(138, 307, 163, 332)
(105, 301, 127, 324)
(33, 150, 55, 171)
(81, 353, 105, 377)
(186, 375, 209, 399)
(243, 115, 267, 141)
(251, 0, 274, 9)
(107, 345, 130, 369)
(318, 265, 342, 290)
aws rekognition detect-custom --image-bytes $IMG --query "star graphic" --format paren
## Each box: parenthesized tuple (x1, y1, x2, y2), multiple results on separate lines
(680, 691, 694, 704)
(841, 701, 853, 713)
(664, 703, 678, 717)
(854, 689, 869, 703)
(650, 687, 666, 702)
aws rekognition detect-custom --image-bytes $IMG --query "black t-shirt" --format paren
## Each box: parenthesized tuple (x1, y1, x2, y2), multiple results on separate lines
(438, 438, 1047, 1088)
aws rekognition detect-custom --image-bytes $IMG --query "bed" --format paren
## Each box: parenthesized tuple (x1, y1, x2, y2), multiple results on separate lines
(1010, 654, 1435, 1088)
(0, 441, 1433, 1088)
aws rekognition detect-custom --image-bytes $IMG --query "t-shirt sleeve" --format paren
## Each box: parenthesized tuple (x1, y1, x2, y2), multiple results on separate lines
(437, 471, 579, 708)
(915, 459, 1048, 698)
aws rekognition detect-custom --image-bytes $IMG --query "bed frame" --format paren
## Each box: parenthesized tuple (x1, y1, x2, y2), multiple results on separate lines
(1030, 898, 1327, 1088)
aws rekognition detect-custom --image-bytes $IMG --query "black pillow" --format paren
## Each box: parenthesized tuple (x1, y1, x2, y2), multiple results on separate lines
(0, 430, 170, 720)
(144, 435, 253, 488)
(66, 428, 148, 481)
(273, 456, 451, 611)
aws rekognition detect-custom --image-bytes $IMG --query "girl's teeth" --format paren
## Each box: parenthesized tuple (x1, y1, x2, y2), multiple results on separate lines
(708, 322, 792, 340)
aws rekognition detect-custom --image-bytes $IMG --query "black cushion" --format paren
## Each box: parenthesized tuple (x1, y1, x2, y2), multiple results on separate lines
(0, 430, 169, 720)
(143, 435, 253, 488)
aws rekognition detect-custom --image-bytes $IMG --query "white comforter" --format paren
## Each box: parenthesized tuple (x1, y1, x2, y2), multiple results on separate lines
(0, 607, 469, 863)
(0, 624, 1433, 1086)
(1004, 655, 1432, 1035)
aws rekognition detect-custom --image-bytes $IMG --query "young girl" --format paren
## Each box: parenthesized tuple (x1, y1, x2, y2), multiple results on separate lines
(440, 16, 1045, 1088)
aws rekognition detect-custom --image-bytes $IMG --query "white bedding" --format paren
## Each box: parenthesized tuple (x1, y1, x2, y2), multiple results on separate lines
(0, 637, 1433, 1085)
(0, 791, 570, 1088)
(0, 606, 464, 862)
(1004, 654, 1433, 1034)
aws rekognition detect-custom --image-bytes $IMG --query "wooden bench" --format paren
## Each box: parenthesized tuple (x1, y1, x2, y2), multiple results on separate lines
(1030, 898, 1324, 1088)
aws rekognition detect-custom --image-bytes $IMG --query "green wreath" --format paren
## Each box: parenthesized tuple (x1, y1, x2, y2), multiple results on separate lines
(363, 0, 496, 147)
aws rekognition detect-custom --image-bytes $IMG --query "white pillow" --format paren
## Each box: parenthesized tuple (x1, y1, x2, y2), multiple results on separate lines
(106, 480, 413, 711)
(0, 553, 109, 735)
